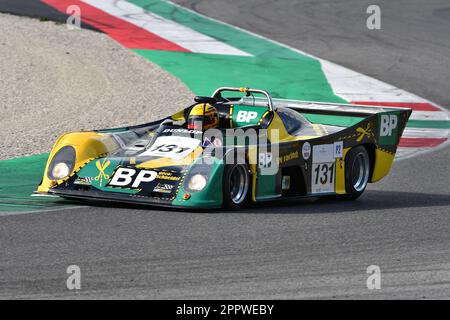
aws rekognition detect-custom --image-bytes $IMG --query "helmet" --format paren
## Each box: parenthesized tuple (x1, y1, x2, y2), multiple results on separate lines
(187, 103, 219, 130)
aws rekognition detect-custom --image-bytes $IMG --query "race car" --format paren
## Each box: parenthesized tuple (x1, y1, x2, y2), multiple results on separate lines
(36, 87, 411, 210)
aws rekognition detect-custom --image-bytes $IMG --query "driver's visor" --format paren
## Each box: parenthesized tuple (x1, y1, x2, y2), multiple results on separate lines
(187, 116, 203, 129)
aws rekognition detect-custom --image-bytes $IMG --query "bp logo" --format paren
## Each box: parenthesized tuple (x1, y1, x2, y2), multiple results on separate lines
(233, 106, 265, 126)
(378, 113, 400, 145)
(236, 111, 258, 123)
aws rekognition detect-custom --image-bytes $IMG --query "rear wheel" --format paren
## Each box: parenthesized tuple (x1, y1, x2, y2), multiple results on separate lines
(343, 146, 371, 200)
(222, 163, 250, 210)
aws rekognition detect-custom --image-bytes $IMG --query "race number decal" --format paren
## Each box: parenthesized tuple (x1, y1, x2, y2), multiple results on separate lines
(312, 162, 335, 194)
(141, 136, 200, 160)
(311, 144, 336, 194)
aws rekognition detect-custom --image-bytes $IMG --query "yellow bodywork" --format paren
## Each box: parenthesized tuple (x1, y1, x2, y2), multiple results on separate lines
(37, 132, 119, 193)
(266, 112, 321, 142)
(371, 149, 395, 182)
(335, 148, 350, 194)
(170, 109, 185, 121)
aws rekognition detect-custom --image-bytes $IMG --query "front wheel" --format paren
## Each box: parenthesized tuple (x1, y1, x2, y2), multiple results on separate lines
(343, 146, 371, 200)
(222, 163, 250, 210)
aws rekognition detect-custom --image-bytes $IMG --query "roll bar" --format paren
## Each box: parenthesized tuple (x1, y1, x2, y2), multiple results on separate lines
(212, 87, 274, 112)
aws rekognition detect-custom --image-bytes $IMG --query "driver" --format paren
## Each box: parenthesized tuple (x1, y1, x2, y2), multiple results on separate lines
(187, 103, 219, 131)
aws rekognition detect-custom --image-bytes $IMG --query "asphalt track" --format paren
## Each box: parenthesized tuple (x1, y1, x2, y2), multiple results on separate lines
(1, 1, 450, 299)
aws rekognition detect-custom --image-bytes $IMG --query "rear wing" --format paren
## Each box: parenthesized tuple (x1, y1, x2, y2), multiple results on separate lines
(237, 96, 412, 134)
(240, 96, 412, 118)
(212, 87, 412, 128)
(212, 87, 411, 116)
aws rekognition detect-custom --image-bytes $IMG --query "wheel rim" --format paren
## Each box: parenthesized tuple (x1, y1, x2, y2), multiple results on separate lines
(229, 165, 249, 204)
(351, 152, 370, 192)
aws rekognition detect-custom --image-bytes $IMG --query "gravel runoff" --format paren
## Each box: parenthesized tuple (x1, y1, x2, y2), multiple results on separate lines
(0, 13, 193, 159)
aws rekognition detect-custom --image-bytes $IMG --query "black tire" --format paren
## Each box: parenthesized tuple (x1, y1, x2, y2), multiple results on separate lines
(222, 163, 250, 210)
(343, 146, 371, 200)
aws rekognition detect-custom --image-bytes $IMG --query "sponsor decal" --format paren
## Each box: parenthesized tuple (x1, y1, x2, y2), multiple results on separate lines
(312, 144, 334, 163)
(302, 142, 311, 160)
(258, 152, 273, 168)
(282, 176, 291, 190)
(75, 158, 121, 190)
(256, 149, 278, 175)
(356, 122, 374, 142)
(163, 128, 202, 135)
(378, 113, 399, 145)
(107, 167, 157, 189)
(232, 106, 266, 126)
(279, 151, 299, 164)
(236, 110, 258, 123)
(94, 159, 111, 185)
(157, 171, 181, 181)
(153, 183, 175, 194)
(333, 141, 343, 158)
(74, 177, 93, 186)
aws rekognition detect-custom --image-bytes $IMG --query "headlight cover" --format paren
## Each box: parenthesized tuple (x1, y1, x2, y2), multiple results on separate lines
(47, 146, 76, 180)
(187, 174, 207, 191)
(51, 162, 70, 180)
(183, 161, 214, 193)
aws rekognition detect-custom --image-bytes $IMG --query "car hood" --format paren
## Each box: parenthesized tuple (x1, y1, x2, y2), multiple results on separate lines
(64, 150, 198, 200)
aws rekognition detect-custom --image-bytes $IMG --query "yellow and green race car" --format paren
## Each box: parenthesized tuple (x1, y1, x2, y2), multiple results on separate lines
(36, 87, 411, 210)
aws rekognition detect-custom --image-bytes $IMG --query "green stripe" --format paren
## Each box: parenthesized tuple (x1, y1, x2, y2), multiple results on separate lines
(406, 120, 450, 129)
(127, 0, 302, 59)
(0, 154, 73, 212)
(134, 50, 344, 102)
(129, 1, 345, 102)
(0, 153, 48, 198)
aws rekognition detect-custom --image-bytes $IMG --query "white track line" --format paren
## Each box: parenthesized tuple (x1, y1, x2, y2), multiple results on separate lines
(409, 111, 449, 121)
(403, 127, 450, 139)
(82, 0, 251, 56)
(167, 1, 446, 109)
(321, 61, 435, 104)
